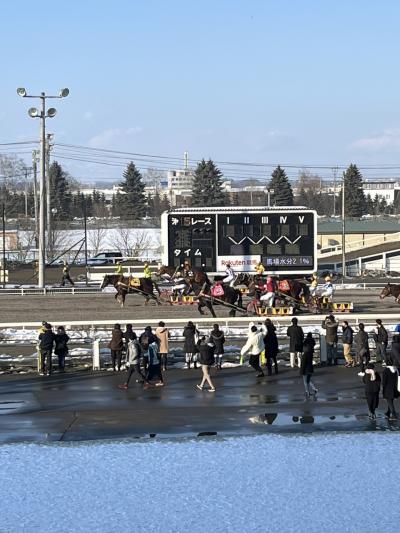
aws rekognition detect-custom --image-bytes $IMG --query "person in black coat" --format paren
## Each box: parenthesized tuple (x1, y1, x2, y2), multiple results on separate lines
(362, 363, 381, 420)
(382, 357, 399, 419)
(183, 321, 199, 369)
(300, 332, 318, 397)
(38, 323, 56, 376)
(391, 335, 400, 367)
(287, 317, 304, 368)
(196, 337, 215, 391)
(263, 319, 279, 375)
(208, 323, 225, 370)
(354, 323, 370, 371)
(54, 325, 70, 372)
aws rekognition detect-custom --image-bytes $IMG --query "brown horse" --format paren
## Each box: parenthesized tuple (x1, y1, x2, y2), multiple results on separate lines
(191, 281, 244, 318)
(156, 264, 209, 285)
(101, 274, 161, 307)
(380, 283, 400, 303)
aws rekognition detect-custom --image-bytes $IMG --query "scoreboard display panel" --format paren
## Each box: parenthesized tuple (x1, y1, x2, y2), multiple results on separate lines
(161, 208, 317, 274)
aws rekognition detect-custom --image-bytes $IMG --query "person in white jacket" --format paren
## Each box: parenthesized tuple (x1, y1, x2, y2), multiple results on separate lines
(240, 324, 265, 377)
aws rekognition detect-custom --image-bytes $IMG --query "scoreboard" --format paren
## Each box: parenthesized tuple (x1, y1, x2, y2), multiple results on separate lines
(161, 207, 317, 275)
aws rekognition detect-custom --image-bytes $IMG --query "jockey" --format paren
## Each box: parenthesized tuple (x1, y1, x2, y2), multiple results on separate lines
(310, 272, 319, 297)
(255, 261, 265, 278)
(319, 275, 334, 300)
(172, 271, 187, 296)
(183, 260, 193, 278)
(222, 263, 235, 287)
(260, 275, 276, 307)
(115, 262, 123, 276)
(143, 262, 152, 279)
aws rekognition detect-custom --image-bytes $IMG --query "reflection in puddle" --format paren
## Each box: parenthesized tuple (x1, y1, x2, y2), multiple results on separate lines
(249, 413, 400, 430)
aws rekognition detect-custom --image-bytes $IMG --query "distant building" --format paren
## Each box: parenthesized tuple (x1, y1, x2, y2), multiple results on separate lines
(363, 181, 400, 204)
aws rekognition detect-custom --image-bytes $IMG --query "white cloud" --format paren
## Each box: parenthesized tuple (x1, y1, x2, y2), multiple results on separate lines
(88, 127, 142, 148)
(351, 129, 400, 152)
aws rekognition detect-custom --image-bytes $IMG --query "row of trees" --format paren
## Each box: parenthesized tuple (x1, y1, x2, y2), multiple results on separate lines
(1, 153, 399, 220)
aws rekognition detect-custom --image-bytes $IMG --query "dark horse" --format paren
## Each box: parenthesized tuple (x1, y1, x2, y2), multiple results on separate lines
(234, 274, 310, 303)
(156, 264, 209, 285)
(380, 283, 400, 303)
(191, 282, 243, 318)
(101, 275, 161, 308)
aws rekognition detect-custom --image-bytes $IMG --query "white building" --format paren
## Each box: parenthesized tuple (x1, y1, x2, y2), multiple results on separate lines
(363, 181, 400, 204)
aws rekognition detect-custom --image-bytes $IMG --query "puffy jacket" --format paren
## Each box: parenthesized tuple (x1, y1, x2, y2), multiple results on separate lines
(54, 332, 69, 355)
(373, 326, 388, 346)
(39, 330, 56, 351)
(382, 367, 399, 400)
(209, 330, 225, 355)
(126, 339, 141, 365)
(263, 324, 279, 356)
(148, 342, 160, 366)
(183, 324, 199, 353)
(342, 326, 353, 345)
(241, 330, 265, 356)
(354, 330, 370, 356)
(197, 342, 215, 366)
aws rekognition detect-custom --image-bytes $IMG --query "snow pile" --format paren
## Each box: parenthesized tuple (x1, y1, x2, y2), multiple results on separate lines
(0, 433, 399, 532)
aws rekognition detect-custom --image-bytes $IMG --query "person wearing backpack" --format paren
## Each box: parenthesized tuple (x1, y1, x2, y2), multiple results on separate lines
(139, 326, 158, 374)
(54, 325, 70, 372)
(144, 341, 164, 388)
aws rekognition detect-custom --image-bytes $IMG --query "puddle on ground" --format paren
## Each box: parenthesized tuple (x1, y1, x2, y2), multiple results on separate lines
(249, 413, 400, 429)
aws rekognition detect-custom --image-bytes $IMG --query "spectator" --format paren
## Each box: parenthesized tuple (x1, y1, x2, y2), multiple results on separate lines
(354, 323, 370, 371)
(395, 323, 400, 334)
(118, 336, 147, 390)
(54, 325, 70, 372)
(155, 321, 170, 371)
(263, 318, 279, 375)
(208, 324, 225, 370)
(38, 322, 56, 376)
(139, 326, 158, 373)
(391, 334, 400, 367)
(241, 325, 265, 377)
(361, 362, 381, 420)
(341, 320, 354, 367)
(196, 336, 216, 391)
(144, 341, 164, 388)
(123, 324, 137, 345)
(373, 319, 388, 364)
(300, 332, 318, 398)
(183, 321, 199, 369)
(382, 357, 399, 420)
(321, 315, 338, 366)
(109, 323, 124, 371)
(286, 317, 304, 368)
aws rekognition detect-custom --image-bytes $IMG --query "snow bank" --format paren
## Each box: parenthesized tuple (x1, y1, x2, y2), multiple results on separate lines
(0, 433, 399, 533)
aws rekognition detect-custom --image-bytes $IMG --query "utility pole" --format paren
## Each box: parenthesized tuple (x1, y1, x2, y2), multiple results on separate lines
(2, 204, 5, 288)
(46, 133, 53, 254)
(333, 166, 338, 216)
(83, 198, 88, 286)
(341, 172, 346, 278)
(24, 167, 29, 218)
(32, 150, 39, 248)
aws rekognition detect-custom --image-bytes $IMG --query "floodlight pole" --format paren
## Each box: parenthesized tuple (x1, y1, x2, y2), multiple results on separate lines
(38, 93, 46, 288)
(341, 173, 346, 279)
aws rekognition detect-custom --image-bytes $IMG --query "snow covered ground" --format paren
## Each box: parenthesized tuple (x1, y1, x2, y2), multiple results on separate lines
(0, 433, 398, 533)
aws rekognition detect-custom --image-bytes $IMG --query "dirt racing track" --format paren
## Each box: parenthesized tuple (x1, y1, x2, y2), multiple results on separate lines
(0, 287, 398, 324)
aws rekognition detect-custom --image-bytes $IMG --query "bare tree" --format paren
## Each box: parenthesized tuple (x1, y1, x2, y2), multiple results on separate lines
(111, 229, 152, 258)
(16, 222, 37, 262)
(46, 223, 70, 262)
(88, 222, 107, 255)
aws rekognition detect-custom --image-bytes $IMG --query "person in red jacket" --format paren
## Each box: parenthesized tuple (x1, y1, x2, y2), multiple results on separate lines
(260, 276, 276, 307)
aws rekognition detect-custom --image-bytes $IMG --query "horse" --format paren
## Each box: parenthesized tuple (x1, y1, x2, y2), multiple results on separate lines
(380, 283, 400, 303)
(188, 281, 243, 318)
(276, 278, 310, 305)
(156, 264, 209, 285)
(233, 273, 257, 296)
(101, 274, 161, 308)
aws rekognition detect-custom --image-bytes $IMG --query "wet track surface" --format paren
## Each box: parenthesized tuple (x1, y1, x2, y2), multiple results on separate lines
(0, 288, 399, 323)
(0, 365, 399, 443)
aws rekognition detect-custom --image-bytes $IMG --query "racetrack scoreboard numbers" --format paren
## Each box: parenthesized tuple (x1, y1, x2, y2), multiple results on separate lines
(164, 209, 317, 274)
(167, 213, 217, 270)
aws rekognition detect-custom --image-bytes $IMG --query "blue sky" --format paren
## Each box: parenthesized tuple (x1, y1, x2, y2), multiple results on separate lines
(1, 0, 400, 183)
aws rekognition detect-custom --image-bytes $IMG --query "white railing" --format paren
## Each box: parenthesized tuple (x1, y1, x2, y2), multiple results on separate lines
(318, 231, 400, 257)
